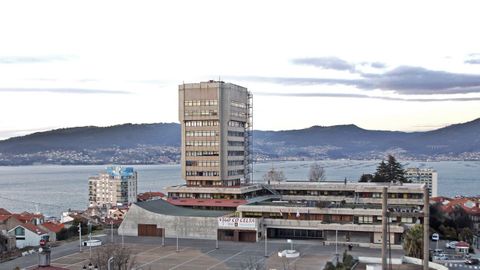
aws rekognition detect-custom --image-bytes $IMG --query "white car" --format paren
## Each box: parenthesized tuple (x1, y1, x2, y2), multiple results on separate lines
(446, 241, 458, 249)
(431, 233, 439, 241)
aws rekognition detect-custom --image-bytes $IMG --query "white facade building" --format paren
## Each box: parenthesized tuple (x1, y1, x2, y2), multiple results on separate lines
(405, 168, 438, 197)
(88, 166, 138, 208)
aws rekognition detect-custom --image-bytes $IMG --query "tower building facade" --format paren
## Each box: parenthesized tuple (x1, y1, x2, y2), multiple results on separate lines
(179, 81, 252, 187)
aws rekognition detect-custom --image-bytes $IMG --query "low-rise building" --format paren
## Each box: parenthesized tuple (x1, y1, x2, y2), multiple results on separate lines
(121, 181, 426, 248)
(8, 223, 49, 248)
(88, 166, 138, 209)
(405, 168, 438, 197)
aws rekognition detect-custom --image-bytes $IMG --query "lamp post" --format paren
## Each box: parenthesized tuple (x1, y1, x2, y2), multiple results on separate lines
(107, 257, 114, 270)
(78, 223, 82, 252)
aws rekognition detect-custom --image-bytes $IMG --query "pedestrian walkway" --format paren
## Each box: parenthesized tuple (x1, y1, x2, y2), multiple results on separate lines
(446, 263, 480, 269)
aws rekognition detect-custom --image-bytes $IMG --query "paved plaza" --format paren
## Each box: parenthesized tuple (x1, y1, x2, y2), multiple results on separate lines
(7, 236, 403, 270)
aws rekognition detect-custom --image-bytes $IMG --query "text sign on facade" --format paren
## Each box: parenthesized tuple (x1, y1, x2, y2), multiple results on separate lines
(218, 217, 257, 229)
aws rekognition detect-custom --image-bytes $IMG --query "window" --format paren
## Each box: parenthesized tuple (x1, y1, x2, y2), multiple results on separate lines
(358, 216, 373, 224)
(228, 121, 245, 128)
(14, 227, 25, 240)
(185, 141, 220, 147)
(14, 227, 25, 236)
(228, 131, 244, 137)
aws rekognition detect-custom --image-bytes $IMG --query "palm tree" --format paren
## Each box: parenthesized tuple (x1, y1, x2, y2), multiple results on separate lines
(403, 224, 423, 258)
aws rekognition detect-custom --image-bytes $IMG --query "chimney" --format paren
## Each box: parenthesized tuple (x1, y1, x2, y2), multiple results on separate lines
(38, 246, 51, 267)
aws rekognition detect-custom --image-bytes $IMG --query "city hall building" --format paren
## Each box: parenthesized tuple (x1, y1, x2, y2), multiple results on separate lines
(119, 81, 428, 248)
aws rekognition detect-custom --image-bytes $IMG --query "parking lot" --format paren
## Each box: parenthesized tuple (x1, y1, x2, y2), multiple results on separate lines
(20, 237, 403, 270)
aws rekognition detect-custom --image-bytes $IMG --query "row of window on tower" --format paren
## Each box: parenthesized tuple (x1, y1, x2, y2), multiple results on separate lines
(185, 120, 219, 127)
(228, 120, 245, 128)
(228, 169, 245, 176)
(186, 131, 219, 137)
(184, 100, 218, 107)
(185, 151, 219, 157)
(228, 141, 245, 147)
(231, 111, 247, 118)
(184, 110, 218, 117)
(227, 131, 244, 137)
(186, 171, 219, 177)
(231, 101, 247, 109)
(185, 160, 219, 167)
(185, 141, 220, 147)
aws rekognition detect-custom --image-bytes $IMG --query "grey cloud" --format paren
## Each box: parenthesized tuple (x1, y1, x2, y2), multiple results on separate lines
(233, 66, 480, 95)
(292, 57, 356, 72)
(0, 55, 70, 64)
(369, 62, 387, 69)
(465, 59, 480, 64)
(255, 92, 480, 102)
(0, 88, 130, 94)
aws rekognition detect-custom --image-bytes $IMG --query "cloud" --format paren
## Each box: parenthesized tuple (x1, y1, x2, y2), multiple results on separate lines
(292, 57, 356, 72)
(0, 88, 130, 94)
(465, 59, 480, 64)
(0, 55, 70, 64)
(255, 92, 480, 102)
(233, 66, 480, 95)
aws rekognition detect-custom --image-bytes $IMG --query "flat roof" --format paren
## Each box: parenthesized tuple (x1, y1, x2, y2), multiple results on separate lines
(135, 199, 233, 218)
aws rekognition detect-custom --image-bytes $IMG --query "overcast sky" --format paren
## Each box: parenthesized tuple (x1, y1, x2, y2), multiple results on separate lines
(1, 0, 480, 140)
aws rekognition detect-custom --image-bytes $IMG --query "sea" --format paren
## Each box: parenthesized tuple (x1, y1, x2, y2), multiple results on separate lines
(0, 160, 479, 217)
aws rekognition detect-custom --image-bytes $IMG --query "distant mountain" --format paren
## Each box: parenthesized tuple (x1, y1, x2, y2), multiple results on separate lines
(0, 118, 479, 165)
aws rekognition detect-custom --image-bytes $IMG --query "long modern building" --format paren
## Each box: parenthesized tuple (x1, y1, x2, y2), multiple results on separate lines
(119, 81, 428, 248)
(405, 168, 438, 197)
(88, 166, 138, 208)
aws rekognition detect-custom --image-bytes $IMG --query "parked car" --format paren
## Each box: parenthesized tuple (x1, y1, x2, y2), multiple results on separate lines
(433, 248, 443, 254)
(465, 258, 479, 265)
(431, 233, 439, 241)
(433, 254, 448, 261)
(446, 241, 458, 249)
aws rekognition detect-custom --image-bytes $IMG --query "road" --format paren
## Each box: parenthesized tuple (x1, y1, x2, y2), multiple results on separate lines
(1, 235, 404, 269)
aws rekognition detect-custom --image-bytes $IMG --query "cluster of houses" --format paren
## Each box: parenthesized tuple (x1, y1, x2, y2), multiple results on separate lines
(431, 196, 480, 232)
(0, 208, 63, 251)
(0, 191, 166, 256)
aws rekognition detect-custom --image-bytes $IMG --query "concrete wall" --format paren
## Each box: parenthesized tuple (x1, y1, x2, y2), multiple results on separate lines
(118, 204, 219, 240)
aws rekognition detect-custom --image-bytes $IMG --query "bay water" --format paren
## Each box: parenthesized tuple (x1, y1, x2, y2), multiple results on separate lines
(0, 160, 479, 217)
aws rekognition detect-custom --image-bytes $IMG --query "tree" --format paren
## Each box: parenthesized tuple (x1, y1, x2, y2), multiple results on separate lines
(91, 244, 136, 270)
(403, 224, 423, 259)
(359, 174, 374, 182)
(263, 166, 286, 184)
(309, 162, 326, 182)
(372, 155, 408, 183)
(458, 227, 474, 244)
(239, 256, 265, 270)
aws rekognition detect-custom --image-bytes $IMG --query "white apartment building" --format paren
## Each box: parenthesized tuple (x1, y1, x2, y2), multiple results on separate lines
(405, 168, 438, 197)
(88, 166, 138, 208)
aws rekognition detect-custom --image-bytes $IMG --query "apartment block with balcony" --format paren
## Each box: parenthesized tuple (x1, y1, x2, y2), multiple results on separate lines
(405, 168, 438, 197)
(88, 166, 137, 209)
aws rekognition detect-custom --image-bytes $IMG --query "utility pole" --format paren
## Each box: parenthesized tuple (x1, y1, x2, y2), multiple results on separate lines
(78, 223, 82, 252)
(264, 226, 268, 257)
(110, 221, 113, 243)
(423, 186, 430, 270)
(381, 187, 388, 270)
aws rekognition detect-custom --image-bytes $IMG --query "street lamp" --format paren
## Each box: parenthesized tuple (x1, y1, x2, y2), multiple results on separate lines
(107, 257, 114, 270)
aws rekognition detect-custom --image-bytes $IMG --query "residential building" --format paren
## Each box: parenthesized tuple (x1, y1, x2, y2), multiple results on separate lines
(431, 196, 480, 232)
(88, 166, 138, 208)
(405, 168, 438, 197)
(8, 223, 48, 248)
(38, 221, 65, 242)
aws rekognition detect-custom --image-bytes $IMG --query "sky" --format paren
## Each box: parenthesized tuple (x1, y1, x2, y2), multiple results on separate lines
(1, 0, 480, 140)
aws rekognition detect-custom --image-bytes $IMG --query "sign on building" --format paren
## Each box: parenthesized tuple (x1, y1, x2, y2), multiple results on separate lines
(218, 217, 257, 229)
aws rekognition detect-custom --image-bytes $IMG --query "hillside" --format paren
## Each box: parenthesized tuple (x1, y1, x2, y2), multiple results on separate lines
(0, 118, 479, 165)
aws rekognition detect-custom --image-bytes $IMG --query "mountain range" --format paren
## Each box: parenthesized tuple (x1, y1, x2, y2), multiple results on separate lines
(0, 118, 479, 165)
